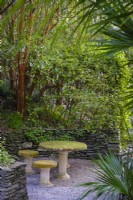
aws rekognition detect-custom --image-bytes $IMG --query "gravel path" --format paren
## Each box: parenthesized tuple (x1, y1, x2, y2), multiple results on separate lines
(27, 158, 98, 200)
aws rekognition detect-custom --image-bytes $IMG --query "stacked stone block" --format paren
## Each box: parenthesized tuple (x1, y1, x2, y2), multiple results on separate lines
(0, 162, 29, 200)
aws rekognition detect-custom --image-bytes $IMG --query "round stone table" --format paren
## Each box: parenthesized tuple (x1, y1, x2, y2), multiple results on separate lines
(39, 141, 87, 180)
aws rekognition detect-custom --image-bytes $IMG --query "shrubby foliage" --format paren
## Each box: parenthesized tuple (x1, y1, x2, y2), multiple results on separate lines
(0, 0, 132, 144)
(0, 140, 14, 167)
(1, 38, 132, 136)
(24, 128, 81, 143)
(26, 40, 132, 132)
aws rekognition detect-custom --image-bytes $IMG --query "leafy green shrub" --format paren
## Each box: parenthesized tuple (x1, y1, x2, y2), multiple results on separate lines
(24, 128, 55, 143)
(1, 111, 23, 129)
(0, 140, 15, 167)
(24, 128, 80, 143)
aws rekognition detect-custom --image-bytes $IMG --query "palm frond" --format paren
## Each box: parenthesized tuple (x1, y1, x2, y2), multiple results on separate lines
(72, 0, 133, 55)
(77, 153, 133, 200)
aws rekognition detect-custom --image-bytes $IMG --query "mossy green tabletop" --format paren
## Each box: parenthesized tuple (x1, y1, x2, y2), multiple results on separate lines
(39, 141, 87, 180)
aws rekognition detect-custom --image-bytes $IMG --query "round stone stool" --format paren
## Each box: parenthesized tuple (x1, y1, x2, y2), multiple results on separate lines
(18, 150, 39, 173)
(33, 160, 57, 186)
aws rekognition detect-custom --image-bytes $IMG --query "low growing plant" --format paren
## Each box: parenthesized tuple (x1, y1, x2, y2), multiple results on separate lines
(24, 128, 75, 143)
(0, 111, 23, 129)
(24, 128, 56, 143)
(0, 140, 15, 167)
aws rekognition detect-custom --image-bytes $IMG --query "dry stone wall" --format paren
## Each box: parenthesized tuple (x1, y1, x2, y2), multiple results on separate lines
(1, 128, 120, 159)
(0, 162, 28, 200)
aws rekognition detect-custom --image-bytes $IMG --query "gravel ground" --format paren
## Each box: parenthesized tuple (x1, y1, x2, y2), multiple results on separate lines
(27, 158, 99, 200)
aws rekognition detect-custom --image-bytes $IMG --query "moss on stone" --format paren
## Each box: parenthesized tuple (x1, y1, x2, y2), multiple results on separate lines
(33, 160, 57, 168)
(18, 150, 39, 157)
(39, 141, 87, 151)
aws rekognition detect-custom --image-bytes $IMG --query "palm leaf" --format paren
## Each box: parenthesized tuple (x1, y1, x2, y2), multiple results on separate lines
(77, 153, 133, 200)
(70, 0, 133, 55)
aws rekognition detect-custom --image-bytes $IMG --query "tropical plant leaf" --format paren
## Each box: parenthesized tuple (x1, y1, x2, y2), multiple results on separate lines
(77, 153, 133, 200)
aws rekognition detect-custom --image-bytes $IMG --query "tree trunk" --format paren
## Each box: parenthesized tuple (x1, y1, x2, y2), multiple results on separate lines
(17, 63, 27, 115)
(9, 68, 16, 91)
(56, 82, 63, 105)
(17, 0, 34, 116)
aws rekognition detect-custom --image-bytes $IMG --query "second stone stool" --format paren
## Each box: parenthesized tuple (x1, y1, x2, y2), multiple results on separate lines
(18, 150, 39, 173)
(32, 160, 57, 186)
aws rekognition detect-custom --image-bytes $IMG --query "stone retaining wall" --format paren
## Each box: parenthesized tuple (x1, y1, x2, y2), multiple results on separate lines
(1, 127, 120, 159)
(0, 162, 28, 200)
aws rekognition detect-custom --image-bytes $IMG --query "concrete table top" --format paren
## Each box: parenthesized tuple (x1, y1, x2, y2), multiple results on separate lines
(39, 141, 87, 180)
